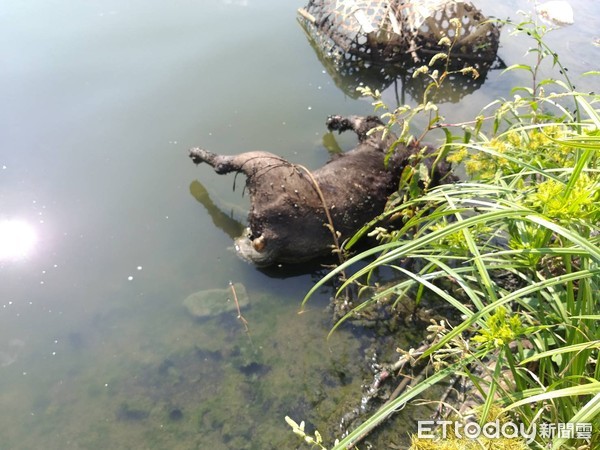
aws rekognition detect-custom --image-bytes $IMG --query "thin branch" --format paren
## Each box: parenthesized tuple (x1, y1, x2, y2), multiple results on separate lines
(229, 281, 252, 344)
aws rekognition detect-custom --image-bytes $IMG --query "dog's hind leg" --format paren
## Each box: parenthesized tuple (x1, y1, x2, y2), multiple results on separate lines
(189, 148, 290, 178)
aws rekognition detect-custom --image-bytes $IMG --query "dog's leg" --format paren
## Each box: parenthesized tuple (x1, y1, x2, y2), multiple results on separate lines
(189, 148, 289, 177)
(325, 115, 384, 142)
(189, 148, 238, 174)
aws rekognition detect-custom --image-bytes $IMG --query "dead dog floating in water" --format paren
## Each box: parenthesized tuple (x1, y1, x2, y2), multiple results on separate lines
(189, 115, 452, 266)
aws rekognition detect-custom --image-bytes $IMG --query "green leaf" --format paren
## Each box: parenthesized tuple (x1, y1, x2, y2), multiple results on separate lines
(502, 63, 533, 75)
(551, 392, 600, 449)
(503, 382, 600, 412)
(519, 341, 600, 365)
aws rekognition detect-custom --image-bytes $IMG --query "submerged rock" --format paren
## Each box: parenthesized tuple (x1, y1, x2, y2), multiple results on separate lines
(183, 283, 249, 319)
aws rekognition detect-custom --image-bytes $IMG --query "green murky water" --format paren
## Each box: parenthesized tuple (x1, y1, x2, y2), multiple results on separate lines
(1, 1, 599, 448)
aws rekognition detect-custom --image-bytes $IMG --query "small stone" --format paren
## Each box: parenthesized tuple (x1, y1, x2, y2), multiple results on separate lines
(183, 283, 249, 319)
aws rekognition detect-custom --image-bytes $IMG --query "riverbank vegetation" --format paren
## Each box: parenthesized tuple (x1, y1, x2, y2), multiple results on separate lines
(290, 15, 600, 450)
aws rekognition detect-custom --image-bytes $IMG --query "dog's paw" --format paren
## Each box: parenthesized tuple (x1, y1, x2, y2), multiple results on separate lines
(326, 115, 351, 133)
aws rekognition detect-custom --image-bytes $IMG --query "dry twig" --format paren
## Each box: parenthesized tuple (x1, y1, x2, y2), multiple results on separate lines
(229, 281, 252, 344)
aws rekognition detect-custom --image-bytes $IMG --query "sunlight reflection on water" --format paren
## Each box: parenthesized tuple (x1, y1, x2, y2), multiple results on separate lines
(0, 219, 38, 262)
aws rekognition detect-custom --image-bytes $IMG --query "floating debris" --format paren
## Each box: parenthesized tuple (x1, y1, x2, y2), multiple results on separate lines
(536, 1, 574, 27)
(297, 0, 502, 100)
(298, 0, 500, 65)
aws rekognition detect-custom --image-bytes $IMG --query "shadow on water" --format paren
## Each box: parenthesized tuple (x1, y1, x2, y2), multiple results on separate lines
(189, 180, 246, 241)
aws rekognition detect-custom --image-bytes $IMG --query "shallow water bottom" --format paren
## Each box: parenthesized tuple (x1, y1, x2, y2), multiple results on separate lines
(1, 277, 443, 449)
